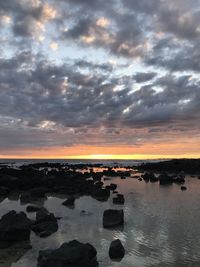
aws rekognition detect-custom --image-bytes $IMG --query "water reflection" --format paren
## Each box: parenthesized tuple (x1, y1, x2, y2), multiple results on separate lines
(0, 176, 200, 266)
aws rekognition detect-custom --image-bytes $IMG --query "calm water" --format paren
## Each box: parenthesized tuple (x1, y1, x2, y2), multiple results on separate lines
(0, 173, 200, 267)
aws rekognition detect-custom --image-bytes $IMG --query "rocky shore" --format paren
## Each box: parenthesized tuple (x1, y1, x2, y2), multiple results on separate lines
(0, 159, 199, 266)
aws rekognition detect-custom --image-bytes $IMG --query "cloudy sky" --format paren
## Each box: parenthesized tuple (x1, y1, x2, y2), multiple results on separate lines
(0, 0, 200, 159)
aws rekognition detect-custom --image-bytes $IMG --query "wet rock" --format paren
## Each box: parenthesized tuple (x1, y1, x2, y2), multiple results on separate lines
(109, 183, 117, 190)
(0, 186, 9, 196)
(92, 188, 110, 201)
(103, 209, 124, 228)
(109, 239, 125, 259)
(20, 192, 34, 204)
(159, 174, 173, 185)
(120, 176, 126, 179)
(181, 186, 187, 191)
(31, 208, 58, 238)
(138, 178, 143, 181)
(142, 173, 158, 182)
(26, 205, 42, 213)
(113, 194, 125, 205)
(30, 187, 47, 198)
(103, 177, 111, 181)
(173, 177, 185, 184)
(0, 211, 31, 247)
(37, 240, 98, 267)
(62, 197, 75, 208)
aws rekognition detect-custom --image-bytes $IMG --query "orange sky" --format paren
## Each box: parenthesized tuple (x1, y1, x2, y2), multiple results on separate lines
(1, 141, 200, 159)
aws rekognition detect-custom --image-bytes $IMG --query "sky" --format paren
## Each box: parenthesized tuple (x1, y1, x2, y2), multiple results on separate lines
(0, 0, 200, 159)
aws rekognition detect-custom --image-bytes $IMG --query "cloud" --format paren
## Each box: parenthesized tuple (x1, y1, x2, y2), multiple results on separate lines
(0, 0, 200, 153)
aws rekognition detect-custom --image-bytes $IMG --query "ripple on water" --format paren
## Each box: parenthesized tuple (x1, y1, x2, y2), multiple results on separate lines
(1, 176, 200, 267)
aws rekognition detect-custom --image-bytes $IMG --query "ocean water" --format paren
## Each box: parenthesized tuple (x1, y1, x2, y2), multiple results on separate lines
(0, 158, 164, 167)
(0, 165, 200, 267)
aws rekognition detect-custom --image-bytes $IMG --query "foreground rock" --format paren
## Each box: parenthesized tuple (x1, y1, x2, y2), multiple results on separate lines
(37, 240, 98, 267)
(0, 211, 31, 247)
(31, 208, 58, 238)
(109, 239, 125, 260)
(103, 209, 124, 228)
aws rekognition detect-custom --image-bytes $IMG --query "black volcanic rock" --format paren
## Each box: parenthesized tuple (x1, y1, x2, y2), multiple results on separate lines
(103, 209, 124, 228)
(26, 205, 42, 213)
(37, 240, 98, 267)
(136, 159, 200, 174)
(109, 239, 125, 259)
(31, 208, 58, 238)
(0, 211, 31, 246)
(181, 186, 187, 191)
(92, 188, 110, 201)
(62, 197, 75, 208)
(159, 174, 173, 185)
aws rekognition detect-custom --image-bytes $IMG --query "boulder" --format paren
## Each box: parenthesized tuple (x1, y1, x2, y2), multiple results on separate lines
(37, 240, 98, 267)
(0, 186, 9, 196)
(92, 188, 110, 201)
(26, 205, 42, 213)
(0, 211, 31, 246)
(109, 239, 125, 259)
(31, 208, 58, 238)
(159, 174, 173, 185)
(62, 197, 75, 208)
(103, 209, 124, 228)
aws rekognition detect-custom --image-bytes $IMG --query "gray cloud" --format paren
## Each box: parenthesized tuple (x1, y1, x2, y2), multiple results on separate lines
(0, 0, 200, 151)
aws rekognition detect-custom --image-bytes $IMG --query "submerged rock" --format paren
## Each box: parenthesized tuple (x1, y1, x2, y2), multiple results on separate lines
(103, 209, 124, 228)
(181, 186, 187, 191)
(109, 239, 125, 259)
(31, 208, 58, 238)
(0, 211, 31, 247)
(113, 194, 125, 205)
(62, 197, 75, 208)
(37, 240, 98, 267)
(159, 174, 173, 185)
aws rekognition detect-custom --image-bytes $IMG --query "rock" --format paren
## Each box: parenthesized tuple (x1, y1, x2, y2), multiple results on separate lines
(142, 173, 158, 182)
(37, 240, 98, 267)
(62, 197, 75, 208)
(92, 188, 110, 201)
(159, 174, 173, 185)
(30, 187, 47, 198)
(113, 194, 125, 205)
(0, 186, 9, 196)
(173, 176, 185, 184)
(20, 192, 34, 204)
(138, 178, 143, 181)
(181, 186, 187, 191)
(109, 239, 125, 259)
(26, 205, 42, 213)
(103, 177, 111, 181)
(120, 176, 126, 179)
(0, 211, 31, 247)
(31, 208, 58, 238)
(103, 209, 124, 228)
